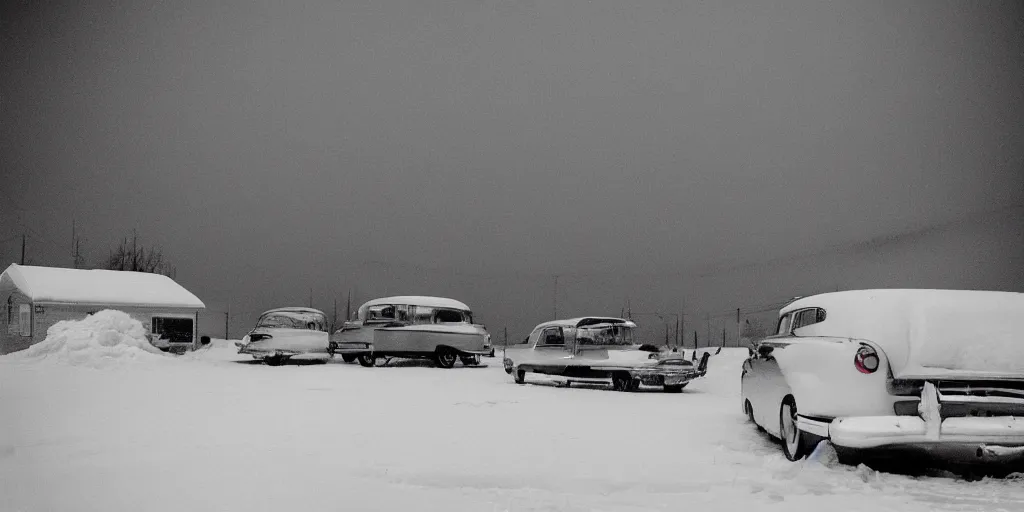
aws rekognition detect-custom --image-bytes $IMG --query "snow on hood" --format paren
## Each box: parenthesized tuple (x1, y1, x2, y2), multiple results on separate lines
(4, 310, 168, 368)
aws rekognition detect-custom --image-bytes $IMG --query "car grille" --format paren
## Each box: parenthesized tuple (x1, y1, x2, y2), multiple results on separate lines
(889, 379, 1024, 418)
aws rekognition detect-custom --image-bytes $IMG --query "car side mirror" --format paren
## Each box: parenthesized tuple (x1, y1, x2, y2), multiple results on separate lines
(757, 345, 774, 357)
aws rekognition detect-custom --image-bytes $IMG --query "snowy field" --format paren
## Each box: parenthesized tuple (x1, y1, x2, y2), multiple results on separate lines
(2, 315, 1023, 512)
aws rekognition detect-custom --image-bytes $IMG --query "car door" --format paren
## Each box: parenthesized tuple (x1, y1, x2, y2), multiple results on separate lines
(748, 312, 796, 434)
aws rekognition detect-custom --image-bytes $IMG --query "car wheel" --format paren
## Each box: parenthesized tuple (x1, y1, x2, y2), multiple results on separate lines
(612, 372, 636, 392)
(664, 384, 685, 393)
(780, 397, 811, 461)
(503, 358, 514, 374)
(264, 356, 286, 366)
(341, 354, 356, 363)
(357, 354, 376, 367)
(435, 349, 457, 369)
(459, 354, 480, 366)
(514, 369, 526, 384)
(744, 399, 755, 423)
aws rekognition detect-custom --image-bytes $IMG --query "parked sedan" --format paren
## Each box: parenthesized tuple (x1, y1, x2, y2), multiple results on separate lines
(503, 317, 709, 392)
(235, 307, 329, 366)
(741, 289, 1024, 468)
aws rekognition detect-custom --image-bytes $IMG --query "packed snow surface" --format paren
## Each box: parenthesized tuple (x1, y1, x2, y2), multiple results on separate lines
(10, 309, 168, 368)
(1, 344, 1022, 511)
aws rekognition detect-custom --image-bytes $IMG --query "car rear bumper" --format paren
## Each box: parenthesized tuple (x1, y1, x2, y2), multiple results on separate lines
(823, 415, 1024, 449)
(327, 342, 372, 355)
(627, 367, 702, 385)
(237, 344, 321, 357)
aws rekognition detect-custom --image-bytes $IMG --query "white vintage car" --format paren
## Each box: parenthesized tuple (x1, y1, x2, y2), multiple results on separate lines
(741, 289, 1024, 467)
(235, 307, 330, 366)
(503, 317, 709, 392)
(327, 296, 493, 368)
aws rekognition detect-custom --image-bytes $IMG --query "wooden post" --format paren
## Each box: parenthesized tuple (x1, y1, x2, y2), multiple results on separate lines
(21, 233, 26, 265)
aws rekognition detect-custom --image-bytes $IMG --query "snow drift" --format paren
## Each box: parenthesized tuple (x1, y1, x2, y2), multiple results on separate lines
(6, 310, 168, 368)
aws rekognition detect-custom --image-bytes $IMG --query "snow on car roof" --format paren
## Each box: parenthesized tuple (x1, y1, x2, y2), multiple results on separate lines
(258, 307, 326, 317)
(532, 317, 637, 330)
(782, 288, 1024, 316)
(358, 296, 472, 311)
(1, 263, 205, 309)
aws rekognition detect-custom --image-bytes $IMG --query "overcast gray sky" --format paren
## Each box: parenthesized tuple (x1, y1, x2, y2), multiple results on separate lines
(2, 0, 1022, 338)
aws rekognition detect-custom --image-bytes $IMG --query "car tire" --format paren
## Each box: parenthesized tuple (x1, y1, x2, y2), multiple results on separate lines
(664, 384, 685, 393)
(264, 356, 286, 366)
(612, 372, 636, 392)
(459, 354, 480, 366)
(780, 396, 811, 461)
(435, 349, 457, 369)
(744, 400, 755, 423)
(341, 354, 357, 363)
(357, 354, 376, 367)
(514, 369, 526, 384)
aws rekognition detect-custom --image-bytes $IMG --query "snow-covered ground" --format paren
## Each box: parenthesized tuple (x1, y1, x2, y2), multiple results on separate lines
(1, 318, 1022, 511)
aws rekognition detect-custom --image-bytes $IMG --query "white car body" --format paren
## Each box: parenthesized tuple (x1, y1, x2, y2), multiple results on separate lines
(740, 289, 1024, 466)
(503, 317, 709, 392)
(235, 307, 329, 365)
(328, 296, 492, 368)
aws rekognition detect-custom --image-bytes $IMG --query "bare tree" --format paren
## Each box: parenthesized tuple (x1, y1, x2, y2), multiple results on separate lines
(106, 230, 176, 278)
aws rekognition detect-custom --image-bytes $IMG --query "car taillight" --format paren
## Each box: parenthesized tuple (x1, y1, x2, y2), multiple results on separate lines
(854, 345, 879, 374)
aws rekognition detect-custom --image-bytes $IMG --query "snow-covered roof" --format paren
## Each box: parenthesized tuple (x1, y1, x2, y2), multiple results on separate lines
(1, 264, 205, 309)
(358, 296, 472, 311)
(532, 317, 636, 331)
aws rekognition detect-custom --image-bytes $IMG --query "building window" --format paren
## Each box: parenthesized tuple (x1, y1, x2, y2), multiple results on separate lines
(5, 296, 11, 326)
(19, 303, 31, 337)
(151, 317, 194, 344)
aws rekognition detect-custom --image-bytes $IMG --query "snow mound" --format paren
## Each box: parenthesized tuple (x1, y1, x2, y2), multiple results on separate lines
(9, 310, 168, 368)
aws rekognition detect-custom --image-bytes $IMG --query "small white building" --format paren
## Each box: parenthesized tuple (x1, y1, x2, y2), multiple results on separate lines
(0, 263, 206, 355)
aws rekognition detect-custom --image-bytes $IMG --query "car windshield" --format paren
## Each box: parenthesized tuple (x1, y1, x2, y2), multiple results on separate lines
(575, 324, 634, 346)
(256, 311, 327, 331)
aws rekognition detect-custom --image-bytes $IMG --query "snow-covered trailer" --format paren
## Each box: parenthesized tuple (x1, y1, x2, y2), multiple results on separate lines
(0, 264, 206, 355)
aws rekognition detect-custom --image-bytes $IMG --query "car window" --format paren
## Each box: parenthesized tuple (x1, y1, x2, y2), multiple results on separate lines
(539, 327, 564, 346)
(434, 309, 465, 323)
(792, 308, 826, 331)
(366, 305, 396, 322)
(776, 313, 792, 335)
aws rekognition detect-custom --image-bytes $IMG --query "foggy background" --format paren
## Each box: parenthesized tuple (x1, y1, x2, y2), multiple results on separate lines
(2, 1, 1022, 345)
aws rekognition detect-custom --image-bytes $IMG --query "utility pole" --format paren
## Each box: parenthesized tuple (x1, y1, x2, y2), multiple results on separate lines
(21, 233, 26, 265)
(722, 327, 725, 346)
(705, 313, 711, 348)
(736, 308, 741, 347)
(503, 326, 508, 347)
(332, 297, 338, 332)
(693, 330, 698, 349)
(346, 289, 352, 321)
(224, 304, 230, 340)
(680, 299, 685, 348)
(674, 316, 679, 348)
